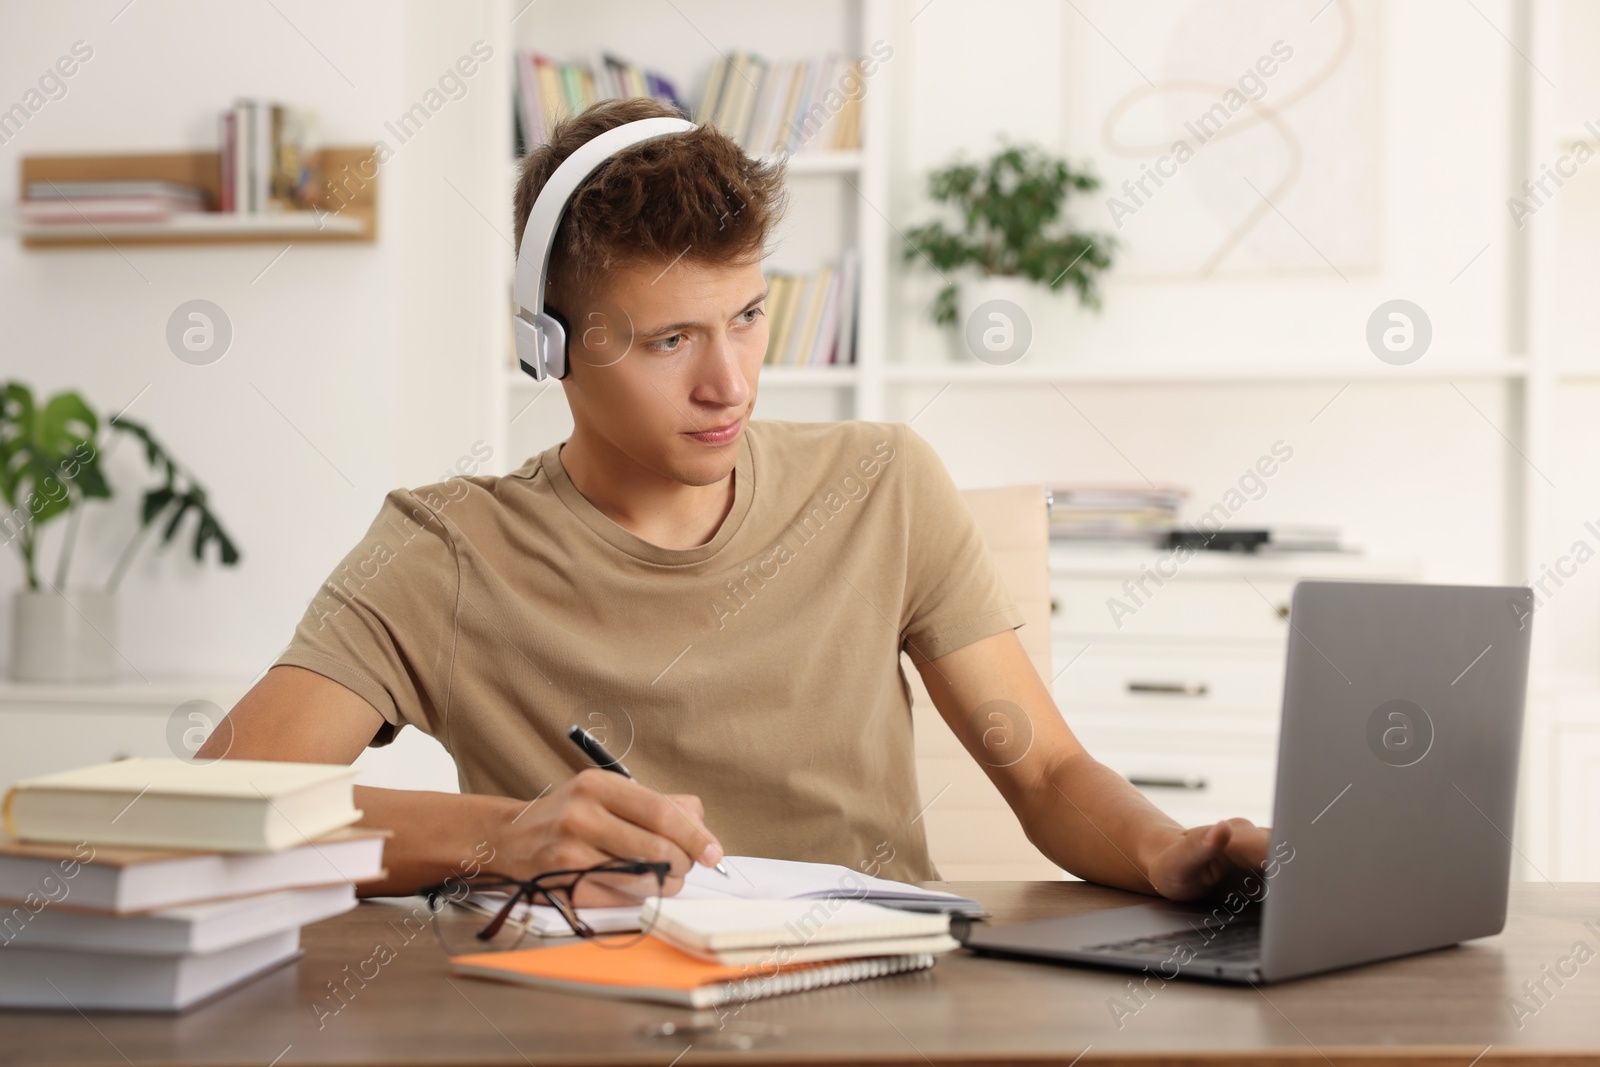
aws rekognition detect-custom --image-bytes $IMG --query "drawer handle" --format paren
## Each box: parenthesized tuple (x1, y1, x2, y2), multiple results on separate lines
(1127, 681, 1209, 696)
(1128, 775, 1208, 791)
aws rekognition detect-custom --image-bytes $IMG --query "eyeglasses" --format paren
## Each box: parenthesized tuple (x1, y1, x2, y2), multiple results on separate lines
(421, 859, 670, 955)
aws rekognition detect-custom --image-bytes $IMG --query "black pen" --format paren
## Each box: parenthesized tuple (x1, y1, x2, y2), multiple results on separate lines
(565, 724, 730, 876)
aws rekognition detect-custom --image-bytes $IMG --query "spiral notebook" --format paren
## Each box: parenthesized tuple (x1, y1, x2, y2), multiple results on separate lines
(450, 936, 936, 1008)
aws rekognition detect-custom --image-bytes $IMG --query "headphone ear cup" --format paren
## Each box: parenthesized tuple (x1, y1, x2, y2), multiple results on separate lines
(543, 306, 571, 379)
(529, 309, 570, 380)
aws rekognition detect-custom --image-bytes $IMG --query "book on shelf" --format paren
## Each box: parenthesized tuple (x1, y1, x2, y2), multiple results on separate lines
(20, 173, 210, 225)
(19, 193, 206, 224)
(699, 53, 864, 156)
(1048, 484, 1187, 543)
(513, 50, 685, 150)
(511, 51, 863, 159)
(763, 250, 858, 368)
(220, 98, 318, 214)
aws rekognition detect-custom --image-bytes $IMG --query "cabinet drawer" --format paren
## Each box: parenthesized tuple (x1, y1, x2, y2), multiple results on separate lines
(1073, 722, 1278, 813)
(1052, 576, 1295, 641)
(1052, 643, 1284, 714)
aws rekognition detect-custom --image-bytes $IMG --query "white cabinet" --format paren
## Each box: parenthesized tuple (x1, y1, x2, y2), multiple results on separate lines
(1554, 725, 1600, 880)
(1049, 547, 1420, 832)
(1528, 685, 1600, 881)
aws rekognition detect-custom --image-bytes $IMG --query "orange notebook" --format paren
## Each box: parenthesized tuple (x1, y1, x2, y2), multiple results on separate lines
(450, 936, 935, 1008)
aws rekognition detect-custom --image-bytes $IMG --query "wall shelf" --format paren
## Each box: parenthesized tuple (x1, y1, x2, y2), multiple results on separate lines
(765, 150, 863, 175)
(881, 357, 1532, 385)
(504, 365, 858, 392)
(19, 146, 378, 248)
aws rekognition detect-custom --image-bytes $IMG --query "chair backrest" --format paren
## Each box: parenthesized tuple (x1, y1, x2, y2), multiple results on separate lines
(905, 484, 1061, 880)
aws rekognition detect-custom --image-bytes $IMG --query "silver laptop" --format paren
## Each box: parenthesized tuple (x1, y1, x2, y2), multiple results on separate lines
(962, 580, 1533, 983)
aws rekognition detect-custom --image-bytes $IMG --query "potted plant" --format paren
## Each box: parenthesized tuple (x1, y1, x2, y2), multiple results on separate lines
(0, 381, 241, 682)
(902, 142, 1116, 355)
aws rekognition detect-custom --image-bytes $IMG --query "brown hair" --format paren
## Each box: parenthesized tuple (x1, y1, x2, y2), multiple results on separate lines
(513, 97, 786, 313)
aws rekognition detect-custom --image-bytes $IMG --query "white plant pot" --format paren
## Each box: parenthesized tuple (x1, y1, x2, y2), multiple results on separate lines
(951, 275, 1040, 363)
(11, 588, 117, 683)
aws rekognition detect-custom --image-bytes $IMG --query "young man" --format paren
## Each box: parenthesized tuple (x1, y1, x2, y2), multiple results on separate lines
(202, 98, 1267, 903)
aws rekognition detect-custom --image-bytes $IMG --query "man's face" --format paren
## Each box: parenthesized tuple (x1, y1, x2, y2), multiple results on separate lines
(562, 256, 767, 488)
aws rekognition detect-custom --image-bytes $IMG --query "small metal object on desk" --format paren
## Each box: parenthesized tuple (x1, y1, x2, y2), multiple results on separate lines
(639, 1015, 786, 1049)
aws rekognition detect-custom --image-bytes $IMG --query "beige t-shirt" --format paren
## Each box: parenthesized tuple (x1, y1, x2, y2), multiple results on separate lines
(272, 420, 1022, 882)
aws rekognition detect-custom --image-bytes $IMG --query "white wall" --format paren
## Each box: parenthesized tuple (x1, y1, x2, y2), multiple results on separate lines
(885, 0, 1520, 589)
(0, 0, 500, 684)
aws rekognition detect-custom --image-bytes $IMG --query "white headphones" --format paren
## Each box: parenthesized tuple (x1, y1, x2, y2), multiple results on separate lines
(513, 116, 698, 381)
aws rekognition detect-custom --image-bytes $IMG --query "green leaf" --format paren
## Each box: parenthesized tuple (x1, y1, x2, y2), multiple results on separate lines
(901, 142, 1118, 328)
(160, 493, 196, 545)
(141, 486, 176, 524)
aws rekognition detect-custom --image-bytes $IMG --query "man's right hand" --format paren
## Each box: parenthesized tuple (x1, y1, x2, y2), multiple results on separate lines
(196, 665, 724, 901)
(487, 768, 724, 905)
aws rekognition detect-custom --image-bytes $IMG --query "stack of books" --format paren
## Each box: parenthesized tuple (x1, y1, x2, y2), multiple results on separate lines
(513, 52, 685, 151)
(699, 54, 864, 156)
(452, 897, 960, 1008)
(1049, 484, 1188, 543)
(219, 98, 318, 214)
(19, 179, 208, 226)
(0, 758, 384, 1012)
(764, 250, 859, 367)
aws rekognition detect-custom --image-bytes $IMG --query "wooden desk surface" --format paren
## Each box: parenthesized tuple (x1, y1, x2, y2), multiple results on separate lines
(5, 881, 1599, 1067)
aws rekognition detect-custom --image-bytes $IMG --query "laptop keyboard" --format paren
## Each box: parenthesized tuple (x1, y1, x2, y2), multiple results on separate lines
(1084, 917, 1262, 965)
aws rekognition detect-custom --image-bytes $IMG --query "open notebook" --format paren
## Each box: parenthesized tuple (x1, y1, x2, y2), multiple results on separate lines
(463, 854, 985, 936)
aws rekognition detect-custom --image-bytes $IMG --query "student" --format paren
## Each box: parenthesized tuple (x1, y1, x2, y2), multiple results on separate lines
(201, 97, 1266, 904)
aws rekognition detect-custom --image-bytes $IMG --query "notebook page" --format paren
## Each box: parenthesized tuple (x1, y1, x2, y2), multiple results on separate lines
(685, 855, 976, 905)
(462, 855, 979, 936)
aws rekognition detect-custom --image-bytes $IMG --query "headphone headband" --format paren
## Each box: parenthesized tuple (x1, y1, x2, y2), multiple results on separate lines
(513, 116, 697, 381)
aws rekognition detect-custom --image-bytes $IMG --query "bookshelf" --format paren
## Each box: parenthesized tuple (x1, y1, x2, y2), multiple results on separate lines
(18, 147, 378, 248)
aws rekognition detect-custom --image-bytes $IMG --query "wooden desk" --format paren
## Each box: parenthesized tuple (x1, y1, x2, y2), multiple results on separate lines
(5, 881, 1599, 1066)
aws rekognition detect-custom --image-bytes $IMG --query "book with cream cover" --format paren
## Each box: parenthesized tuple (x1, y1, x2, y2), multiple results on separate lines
(1, 758, 361, 852)
(642, 897, 959, 966)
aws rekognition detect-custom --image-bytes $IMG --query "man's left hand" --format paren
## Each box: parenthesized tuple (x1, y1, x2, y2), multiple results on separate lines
(1144, 818, 1271, 901)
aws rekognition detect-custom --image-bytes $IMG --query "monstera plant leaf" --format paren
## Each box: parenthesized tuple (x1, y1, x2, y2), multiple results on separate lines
(0, 382, 111, 588)
(0, 382, 242, 591)
(111, 417, 242, 578)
